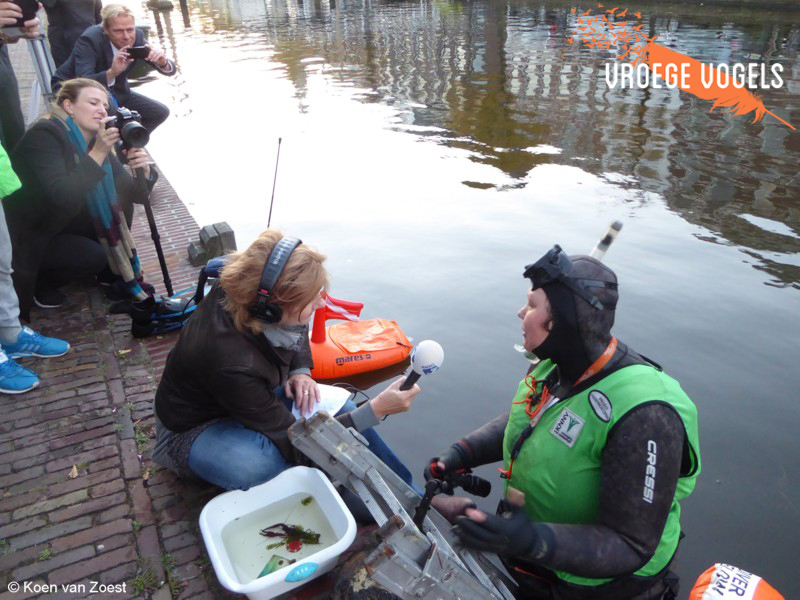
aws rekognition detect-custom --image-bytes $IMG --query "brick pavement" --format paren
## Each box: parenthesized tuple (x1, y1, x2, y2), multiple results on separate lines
(1, 37, 348, 600)
(0, 170, 240, 599)
(1, 37, 236, 600)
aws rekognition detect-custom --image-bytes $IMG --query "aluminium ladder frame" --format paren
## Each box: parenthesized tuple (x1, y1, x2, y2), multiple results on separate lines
(288, 413, 516, 600)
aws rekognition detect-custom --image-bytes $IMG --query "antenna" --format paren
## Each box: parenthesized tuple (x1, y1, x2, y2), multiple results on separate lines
(267, 137, 282, 227)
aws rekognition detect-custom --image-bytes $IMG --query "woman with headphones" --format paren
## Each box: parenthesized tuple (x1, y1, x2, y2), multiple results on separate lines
(151, 229, 420, 491)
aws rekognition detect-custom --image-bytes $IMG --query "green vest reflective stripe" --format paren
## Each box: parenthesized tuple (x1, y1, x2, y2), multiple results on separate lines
(502, 359, 700, 588)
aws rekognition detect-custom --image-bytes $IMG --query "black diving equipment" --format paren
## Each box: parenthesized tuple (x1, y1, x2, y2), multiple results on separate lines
(413, 468, 491, 529)
(523, 244, 617, 311)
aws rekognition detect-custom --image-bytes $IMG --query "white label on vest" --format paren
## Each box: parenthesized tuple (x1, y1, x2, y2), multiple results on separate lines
(550, 409, 584, 447)
(588, 390, 612, 422)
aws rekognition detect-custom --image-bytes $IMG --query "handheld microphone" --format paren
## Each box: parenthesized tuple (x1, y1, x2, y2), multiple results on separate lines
(399, 340, 444, 391)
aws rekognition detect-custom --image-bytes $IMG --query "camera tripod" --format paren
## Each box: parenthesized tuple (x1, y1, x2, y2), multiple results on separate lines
(134, 167, 173, 297)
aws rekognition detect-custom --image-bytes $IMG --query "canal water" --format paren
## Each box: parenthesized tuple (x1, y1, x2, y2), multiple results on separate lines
(131, 0, 799, 595)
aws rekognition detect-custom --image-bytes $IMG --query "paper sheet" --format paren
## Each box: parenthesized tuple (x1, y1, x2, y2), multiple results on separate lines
(291, 383, 352, 419)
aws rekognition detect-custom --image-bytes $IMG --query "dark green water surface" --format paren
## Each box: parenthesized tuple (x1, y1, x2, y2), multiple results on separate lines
(134, 0, 799, 595)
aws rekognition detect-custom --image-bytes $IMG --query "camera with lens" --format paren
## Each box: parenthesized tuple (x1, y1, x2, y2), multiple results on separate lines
(106, 106, 150, 150)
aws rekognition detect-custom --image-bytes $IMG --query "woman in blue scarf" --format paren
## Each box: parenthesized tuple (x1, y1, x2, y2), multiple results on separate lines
(4, 78, 157, 320)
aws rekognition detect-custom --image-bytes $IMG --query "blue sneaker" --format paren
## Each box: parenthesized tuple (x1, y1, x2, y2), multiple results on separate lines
(1, 326, 70, 359)
(0, 351, 39, 394)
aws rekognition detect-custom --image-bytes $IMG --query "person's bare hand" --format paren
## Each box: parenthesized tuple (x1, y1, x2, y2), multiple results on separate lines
(20, 15, 40, 39)
(369, 377, 420, 419)
(285, 374, 320, 417)
(109, 47, 133, 77)
(145, 45, 168, 68)
(121, 147, 151, 179)
(93, 117, 119, 154)
(0, 2, 23, 27)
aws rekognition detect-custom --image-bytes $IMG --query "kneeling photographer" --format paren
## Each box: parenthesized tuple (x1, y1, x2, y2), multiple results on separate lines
(4, 78, 157, 319)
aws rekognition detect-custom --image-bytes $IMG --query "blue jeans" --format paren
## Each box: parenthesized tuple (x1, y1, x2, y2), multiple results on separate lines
(188, 391, 414, 491)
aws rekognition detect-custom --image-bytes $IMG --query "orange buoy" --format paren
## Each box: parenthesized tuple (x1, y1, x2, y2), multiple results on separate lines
(690, 564, 784, 600)
(310, 294, 412, 380)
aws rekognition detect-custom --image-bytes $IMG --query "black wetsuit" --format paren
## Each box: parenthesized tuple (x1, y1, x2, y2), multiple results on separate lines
(459, 345, 688, 599)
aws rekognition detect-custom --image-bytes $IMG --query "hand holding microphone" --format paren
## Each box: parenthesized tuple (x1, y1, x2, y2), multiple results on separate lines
(400, 339, 444, 390)
(369, 340, 444, 420)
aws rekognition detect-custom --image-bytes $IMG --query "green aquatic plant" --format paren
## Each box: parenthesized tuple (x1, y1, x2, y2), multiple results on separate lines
(260, 523, 320, 551)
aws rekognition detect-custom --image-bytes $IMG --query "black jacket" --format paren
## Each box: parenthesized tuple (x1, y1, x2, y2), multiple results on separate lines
(155, 284, 349, 463)
(42, 0, 102, 68)
(4, 117, 150, 320)
(52, 25, 176, 100)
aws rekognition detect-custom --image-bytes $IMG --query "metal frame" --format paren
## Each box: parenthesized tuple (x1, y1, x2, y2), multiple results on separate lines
(26, 35, 56, 120)
(288, 413, 516, 600)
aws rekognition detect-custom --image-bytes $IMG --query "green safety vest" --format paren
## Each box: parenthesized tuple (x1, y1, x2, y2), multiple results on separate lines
(0, 143, 21, 199)
(502, 359, 700, 588)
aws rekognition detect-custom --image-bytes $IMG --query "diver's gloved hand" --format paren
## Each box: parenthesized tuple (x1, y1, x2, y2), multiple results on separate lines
(423, 441, 473, 484)
(452, 501, 553, 562)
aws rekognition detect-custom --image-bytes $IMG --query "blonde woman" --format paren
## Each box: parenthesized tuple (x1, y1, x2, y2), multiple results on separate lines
(5, 78, 155, 318)
(152, 230, 420, 491)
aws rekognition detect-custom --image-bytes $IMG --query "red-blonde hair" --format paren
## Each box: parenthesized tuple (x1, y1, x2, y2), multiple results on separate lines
(219, 229, 328, 335)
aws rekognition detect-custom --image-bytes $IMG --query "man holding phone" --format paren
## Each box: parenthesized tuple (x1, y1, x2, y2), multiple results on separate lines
(1, 1, 41, 150)
(52, 3, 175, 132)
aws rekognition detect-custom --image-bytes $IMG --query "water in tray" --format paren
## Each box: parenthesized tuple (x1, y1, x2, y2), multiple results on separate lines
(221, 493, 338, 585)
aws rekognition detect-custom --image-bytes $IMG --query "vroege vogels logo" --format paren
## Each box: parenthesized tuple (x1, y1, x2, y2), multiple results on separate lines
(569, 4, 795, 131)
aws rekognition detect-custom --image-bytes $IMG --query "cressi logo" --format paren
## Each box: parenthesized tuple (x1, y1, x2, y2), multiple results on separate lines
(642, 440, 657, 504)
(569, 4, 794, 130)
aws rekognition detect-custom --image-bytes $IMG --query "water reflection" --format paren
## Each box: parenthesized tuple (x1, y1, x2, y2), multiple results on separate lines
(145, 0, 800, 287)
(130, 0, 800, 594)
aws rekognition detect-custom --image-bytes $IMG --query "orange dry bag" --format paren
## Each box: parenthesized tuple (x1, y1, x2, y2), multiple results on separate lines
(690, 564, 783, 600)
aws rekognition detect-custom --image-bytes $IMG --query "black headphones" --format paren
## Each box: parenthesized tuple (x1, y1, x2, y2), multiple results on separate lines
(250, 236, 302, 324)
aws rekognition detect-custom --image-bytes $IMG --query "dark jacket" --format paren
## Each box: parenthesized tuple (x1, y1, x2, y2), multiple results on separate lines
(156, 284, 326, 462)
(4, 117, 149, 320)
(0, 46, 25, 150)
(51, 24, 176, 100)
(42, 0, 102, 68)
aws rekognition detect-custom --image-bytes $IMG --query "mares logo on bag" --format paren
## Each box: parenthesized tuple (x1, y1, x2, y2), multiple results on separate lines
(550, 409, 584, 448)
(588, 390, 612, 422)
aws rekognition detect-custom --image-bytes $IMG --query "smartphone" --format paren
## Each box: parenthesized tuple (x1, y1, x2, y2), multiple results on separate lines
(10, 0, 38, 26)
(127, 46, 150, 60)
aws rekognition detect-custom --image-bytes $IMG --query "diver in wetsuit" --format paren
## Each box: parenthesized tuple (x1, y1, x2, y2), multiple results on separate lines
(428, 246, 701, 599)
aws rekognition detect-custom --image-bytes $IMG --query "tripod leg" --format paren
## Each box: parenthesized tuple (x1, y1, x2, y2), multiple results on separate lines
(136, 167, 174, 297)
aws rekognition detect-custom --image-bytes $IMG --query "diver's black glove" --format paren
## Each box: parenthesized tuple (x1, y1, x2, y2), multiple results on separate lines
(452, 501, 554, 562)
(423, 441, 473, 484)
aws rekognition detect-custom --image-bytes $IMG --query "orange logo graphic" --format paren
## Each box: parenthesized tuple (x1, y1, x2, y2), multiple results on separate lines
(570, 5, 795, 130)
